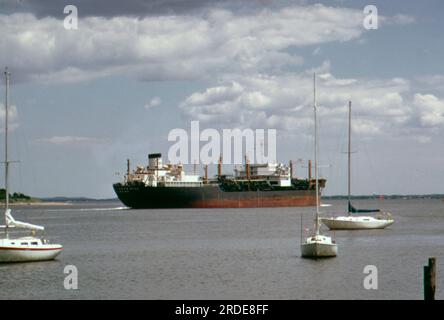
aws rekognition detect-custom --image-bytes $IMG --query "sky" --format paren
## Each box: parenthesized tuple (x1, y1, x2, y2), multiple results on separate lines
(0, 0, 443, 198)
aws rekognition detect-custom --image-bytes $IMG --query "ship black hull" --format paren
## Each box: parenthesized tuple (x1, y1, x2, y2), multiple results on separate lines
(113, 182, 318, 209)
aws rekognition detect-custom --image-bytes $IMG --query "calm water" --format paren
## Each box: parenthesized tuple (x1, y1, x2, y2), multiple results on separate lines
(0, 199, 443, 299)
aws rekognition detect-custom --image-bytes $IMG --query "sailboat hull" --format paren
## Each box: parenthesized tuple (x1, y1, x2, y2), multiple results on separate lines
(321, 216, 394, 230)
(301, 242, 337, 258)
(301, 234, 338, 258)
(0, 239, 62, 263)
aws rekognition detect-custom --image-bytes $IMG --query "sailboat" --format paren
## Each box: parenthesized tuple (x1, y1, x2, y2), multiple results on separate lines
(321, 101, 394, 230)
(0, 68, 63, 263)
(301, 74, 338, 258)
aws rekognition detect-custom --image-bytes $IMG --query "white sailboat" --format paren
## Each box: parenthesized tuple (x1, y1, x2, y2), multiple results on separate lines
(301, 74, 337, 258)
(321, 101, 394, 230)
(0, 68, 63, 263)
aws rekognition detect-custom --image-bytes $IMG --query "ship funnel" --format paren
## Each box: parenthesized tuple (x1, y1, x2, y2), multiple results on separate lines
(218, 155, 222, 177)
(289, 160, 293, 178)
(308, 159, 312, 180)
(245, 155, 250, 180)
(149, 153, 162, 169)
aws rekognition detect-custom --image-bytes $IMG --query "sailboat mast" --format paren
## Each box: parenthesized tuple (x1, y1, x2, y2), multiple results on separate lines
(4, 68, 9, 236)
(313, 73, 319, 233)
(347, 101, 351, 215)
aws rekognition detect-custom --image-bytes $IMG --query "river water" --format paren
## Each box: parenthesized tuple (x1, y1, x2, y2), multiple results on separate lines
(0, 199, 443, 299)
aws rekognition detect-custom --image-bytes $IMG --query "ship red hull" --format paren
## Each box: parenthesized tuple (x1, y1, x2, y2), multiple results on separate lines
(113, 183, 317, 209)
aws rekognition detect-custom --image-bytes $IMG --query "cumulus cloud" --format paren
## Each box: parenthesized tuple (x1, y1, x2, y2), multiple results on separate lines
(144, 96, 162, 110)
(0, 2, 426, 142)
(416, 75, 444, 94)
(386, 14, 416, 25)
(179, 68, 444, 142)
(376, 12, 416, 27)
(0, 4, 368, 83)
(0, 0, 246, 18)
(417, 75, 444, 86)
(413, 94, 444, 127)
(35, 136, 109, 146)
(0, 103, 18, 120)
(0, 103, 19, 131)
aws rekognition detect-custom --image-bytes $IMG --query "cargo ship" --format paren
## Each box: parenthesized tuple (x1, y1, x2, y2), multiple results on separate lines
(113, 153, 326, 209)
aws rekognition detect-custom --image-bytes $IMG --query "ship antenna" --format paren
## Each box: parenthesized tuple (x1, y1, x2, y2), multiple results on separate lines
(348, 100, 352, 216)
(127, 159, 130, 182)
(313, 72, 320, 235)
(218, 154, 222, 177)
(4, 67, 10, 237)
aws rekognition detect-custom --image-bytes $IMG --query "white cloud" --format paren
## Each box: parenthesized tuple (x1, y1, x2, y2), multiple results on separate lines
(416, 75, 444, 94)
(35, 136, 109, 146)
(0, 103, 18, 121)
(179, 67, 444, 142)
(0, 103, 19, 131)
(418, 75, 444, 86)
(144, 96, 162, 110)
(388, 14, 416, 25)
(413, 93, 444, 127)
(0, 5, 428, 143)
(0, 4, 368, 83)
(378, 13, 416, 27)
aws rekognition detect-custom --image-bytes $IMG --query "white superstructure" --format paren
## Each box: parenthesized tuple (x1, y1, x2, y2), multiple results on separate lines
(126, 154, 296, 188)
(234, 162, 292, 187)
(126, 154, 203, 187)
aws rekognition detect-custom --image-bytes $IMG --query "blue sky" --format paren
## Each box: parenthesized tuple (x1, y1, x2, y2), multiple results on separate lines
(1, 0, 444, 198)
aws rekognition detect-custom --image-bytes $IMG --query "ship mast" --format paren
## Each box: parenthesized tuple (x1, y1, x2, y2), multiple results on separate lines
(4, 68, 10, 237)
(347, 100, 352, 215)
(313, 73, 320, 235)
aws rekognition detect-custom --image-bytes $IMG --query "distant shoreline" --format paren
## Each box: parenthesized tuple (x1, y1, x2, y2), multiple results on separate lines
(0, 201, 72, 206)
(1, 194, 442, 205)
